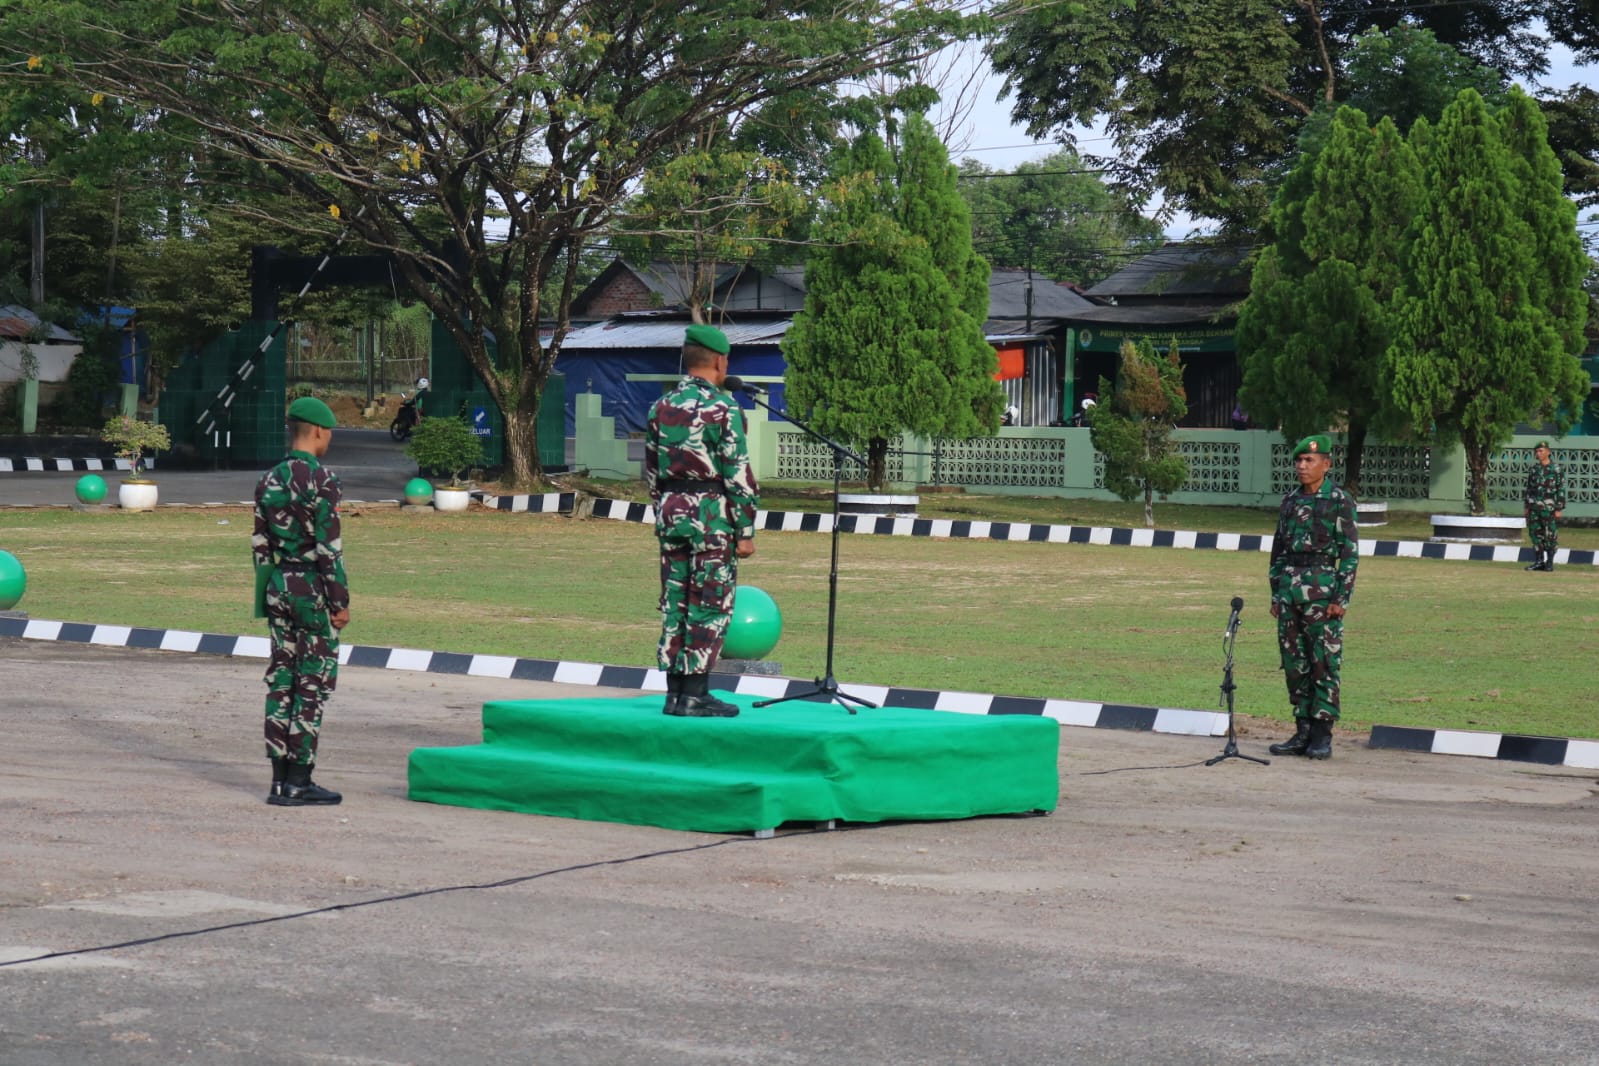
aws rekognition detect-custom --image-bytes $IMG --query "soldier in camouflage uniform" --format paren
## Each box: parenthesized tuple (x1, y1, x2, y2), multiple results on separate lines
(1267, 434, 1359, 761)
(252, 396, 350, 805)
(1523, 441, 1565, 572)
(646, 324, 760, 718)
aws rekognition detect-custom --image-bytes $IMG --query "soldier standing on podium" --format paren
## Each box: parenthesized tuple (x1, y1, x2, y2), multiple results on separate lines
(646, 324, 760, 718)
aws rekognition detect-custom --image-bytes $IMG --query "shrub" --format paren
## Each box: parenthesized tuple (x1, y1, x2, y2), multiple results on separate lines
(403, 415, 483, 487)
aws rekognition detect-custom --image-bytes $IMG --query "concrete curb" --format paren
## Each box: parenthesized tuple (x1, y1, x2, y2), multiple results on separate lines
(8, 614, 1597, 766)
(1368, 724, 1599, 770)
(0, 614, 1230, 739)
(579, 497, 1596, 568)
(1, 456, 138, 472)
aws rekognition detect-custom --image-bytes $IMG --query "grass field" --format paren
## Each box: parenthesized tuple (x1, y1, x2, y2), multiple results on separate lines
(3, 499, 1596, 739)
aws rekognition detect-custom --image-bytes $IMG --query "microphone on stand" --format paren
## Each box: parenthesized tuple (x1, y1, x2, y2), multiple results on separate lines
(722, 376, 766, 395)
(1224, 596, 1244, 640)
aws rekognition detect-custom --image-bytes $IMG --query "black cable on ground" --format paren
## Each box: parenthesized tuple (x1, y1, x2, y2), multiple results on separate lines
(1075, 759, 1212, 775)
(0, 830, 814, 969)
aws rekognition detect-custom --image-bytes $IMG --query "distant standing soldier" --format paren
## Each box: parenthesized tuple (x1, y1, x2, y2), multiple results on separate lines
(1523, 441, 1565, 572)
(252, 396, 350, 805)
(646, 324, 759, 717)
(1267, 434, 1359, 761)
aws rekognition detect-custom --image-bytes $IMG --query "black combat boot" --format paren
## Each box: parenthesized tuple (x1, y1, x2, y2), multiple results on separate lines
(1269, 718, 1313, 756)
(1542, 549, 1556, 572)
(1305, 717, 1334, 760)
(275, 762, 343, 805)
(266, 757, 289, 803)
(662, 672, 685, 715)
(1525, 550, 1543, 571)
(673, 674, 739, 718)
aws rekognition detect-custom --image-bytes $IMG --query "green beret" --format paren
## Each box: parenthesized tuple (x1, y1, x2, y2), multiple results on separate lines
(683, 323, 729, 355)
(287, 396, 337, 429)
(1533, 440, 1551, 450)
(1292, 434, 1332, 458)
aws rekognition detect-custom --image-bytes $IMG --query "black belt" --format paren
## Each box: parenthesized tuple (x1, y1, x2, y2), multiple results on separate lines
(1283, 552, 1332, 567)
(657, 478, 724, 494)
(274, 560, 314, 570)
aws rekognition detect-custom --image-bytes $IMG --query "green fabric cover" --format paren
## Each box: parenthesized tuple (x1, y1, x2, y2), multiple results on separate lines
(407, 694, 1060, 833)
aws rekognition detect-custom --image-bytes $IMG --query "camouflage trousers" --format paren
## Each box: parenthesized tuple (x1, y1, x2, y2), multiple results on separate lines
(264, 599, 340, 765)
(1277, 601, 1343, 722)
(657, 538, 736, 675)
(1527, 507, 1559, 553)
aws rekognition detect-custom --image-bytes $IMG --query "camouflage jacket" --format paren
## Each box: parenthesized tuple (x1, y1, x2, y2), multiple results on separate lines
(1524, 461, 1565, 511)
(252, 450, 349, 617)
(645, 374, 760, 546)
(1269, 477, 1359, 608)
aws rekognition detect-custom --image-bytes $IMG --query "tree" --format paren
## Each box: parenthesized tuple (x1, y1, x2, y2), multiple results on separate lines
(782, 114, 1001, 490)
(608, 120, 807, 321)
(956, 150, 1161, 287)
(1384, 90, 1589, 515)
(989, 1, 1589, 229)
(1236, 108, 1422, 495)
(1088, 338, 1188, 528)
(7, 0, 976, 487)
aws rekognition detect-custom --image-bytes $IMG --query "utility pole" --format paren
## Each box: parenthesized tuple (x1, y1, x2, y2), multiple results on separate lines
(29, 144, 46, 306)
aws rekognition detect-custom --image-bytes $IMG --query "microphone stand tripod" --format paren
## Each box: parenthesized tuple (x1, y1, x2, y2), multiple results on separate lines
(735, 386, 876, 714)
(1206, 604, 1268, 767)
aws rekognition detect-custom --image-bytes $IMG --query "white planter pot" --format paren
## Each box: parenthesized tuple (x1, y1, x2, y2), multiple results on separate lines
(118, 481, 160, 511)
(433, 487, 471, 512)
(1355, 500, 1388, 527)
(1430, 513, 1525, 544)
(837, 493, 920, 518)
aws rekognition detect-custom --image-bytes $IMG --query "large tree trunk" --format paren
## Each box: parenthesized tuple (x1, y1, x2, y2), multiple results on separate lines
(867, 437, 890, 492)
(502, 404, 543, 488)
(1343, 418, 1368, 500)
(1143, 482, 1155, 528)
(1464, 436, 1490, 515)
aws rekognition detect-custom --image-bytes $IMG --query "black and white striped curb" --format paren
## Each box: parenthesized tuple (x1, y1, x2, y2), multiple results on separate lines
(10, 480, 1593, 568)
(1369, 724, 1599, 770)
(0, 614, 1229, 738)
(11, 614, 1597, 765)
(0, 457, 140, 472)
(479, 491, 575, 513)
(585, 497, 1597, 566)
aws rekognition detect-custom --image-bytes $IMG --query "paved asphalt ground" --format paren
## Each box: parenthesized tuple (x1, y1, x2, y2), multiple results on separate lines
(5, 433, 1599, 1063)
(2, 639, 1598, 1065)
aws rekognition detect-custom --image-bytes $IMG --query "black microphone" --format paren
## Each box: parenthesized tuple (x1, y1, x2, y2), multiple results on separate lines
(722, 376, 766, 395)
(1224, 596, 1244, 639)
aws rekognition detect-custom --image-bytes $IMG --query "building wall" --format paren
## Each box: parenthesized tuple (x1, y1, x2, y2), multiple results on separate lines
(579, 273, 658, 317)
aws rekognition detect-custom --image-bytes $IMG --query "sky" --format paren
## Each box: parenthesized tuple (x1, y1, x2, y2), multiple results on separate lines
(932, 37, 1597, 240)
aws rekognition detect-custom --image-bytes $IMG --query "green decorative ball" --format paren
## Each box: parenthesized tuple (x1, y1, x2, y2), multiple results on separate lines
(75, 474, 108, 504)
(723, 585, 782, 660)
(0, 549, 26, 610)
(403, 477, 434, 504)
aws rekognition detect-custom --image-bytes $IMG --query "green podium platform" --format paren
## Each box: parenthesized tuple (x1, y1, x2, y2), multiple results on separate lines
(407, 693, 1060, 834)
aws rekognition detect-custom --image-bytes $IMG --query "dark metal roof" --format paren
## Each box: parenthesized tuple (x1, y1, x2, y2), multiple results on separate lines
(0, 305, 79, 342)
(1066, 304, 1237, 328)
(1085, 244, 1254, 300)
(986, 270, 1098, 318)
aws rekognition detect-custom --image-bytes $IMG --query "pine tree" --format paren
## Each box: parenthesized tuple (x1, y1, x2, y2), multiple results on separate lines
(1236, 107, 1422, 496)
(1384, 89, 1589, 514)
(783, 114, 1001, 489)
(1088, 338, 1188, 528)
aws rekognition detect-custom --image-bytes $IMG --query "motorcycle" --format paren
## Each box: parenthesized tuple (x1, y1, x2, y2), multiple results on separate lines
(389, 390, 420, 441)
(390, 378, 430, 441)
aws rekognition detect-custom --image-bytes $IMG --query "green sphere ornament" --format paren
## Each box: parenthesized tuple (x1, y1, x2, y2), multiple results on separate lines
(0, 549, 26, 610)
(403, 477, 434, 505)
(723, 585, 782, 660)
(75, 473, 108, 504)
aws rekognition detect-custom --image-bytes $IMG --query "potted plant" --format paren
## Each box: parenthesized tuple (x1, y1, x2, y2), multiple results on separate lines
(403, 414, 483, 512)
(100, 415, 172, 511)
